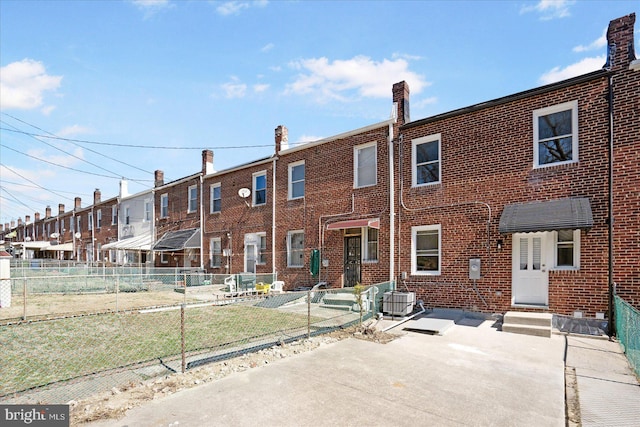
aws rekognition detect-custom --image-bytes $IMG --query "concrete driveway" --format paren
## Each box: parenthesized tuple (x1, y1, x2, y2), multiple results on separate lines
(88, 320, 566, 427)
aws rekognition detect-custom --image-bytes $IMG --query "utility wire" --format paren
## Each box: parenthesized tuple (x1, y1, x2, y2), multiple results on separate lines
(1, 114, 155, 176)
(0, 186, 37, 213)
(0, 180, 91, 196)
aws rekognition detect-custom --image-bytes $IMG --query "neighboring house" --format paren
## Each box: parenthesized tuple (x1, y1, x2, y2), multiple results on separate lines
(71, 190, 118, 262)
(102, 182, 154, 265)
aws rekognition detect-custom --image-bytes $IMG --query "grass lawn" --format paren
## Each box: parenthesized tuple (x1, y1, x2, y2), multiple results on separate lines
(0, 304, 312, 397)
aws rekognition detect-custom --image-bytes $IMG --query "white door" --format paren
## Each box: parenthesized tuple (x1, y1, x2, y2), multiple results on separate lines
(512, 233, 549, 306)
(245, 244, 257, 274)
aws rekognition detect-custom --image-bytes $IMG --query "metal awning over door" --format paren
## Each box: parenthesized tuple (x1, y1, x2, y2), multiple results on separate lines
(326, 218, 380, 230)
(499, 198, 593, 234)
(152, 228, 200, 251)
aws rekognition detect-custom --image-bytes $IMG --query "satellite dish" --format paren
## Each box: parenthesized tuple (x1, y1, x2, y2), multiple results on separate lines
(25, 236, 31, 242)
(238, 188, 251, 198)
(74, 232, 81, 239)
(50, 233, 59, 239)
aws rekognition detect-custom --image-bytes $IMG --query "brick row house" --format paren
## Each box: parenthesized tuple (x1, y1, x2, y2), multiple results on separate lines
(1, 14, 638, 318)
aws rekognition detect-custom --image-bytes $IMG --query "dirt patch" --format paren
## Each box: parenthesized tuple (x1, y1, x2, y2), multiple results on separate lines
(565, 366, 581, 427)
(71, 323, 396, 425)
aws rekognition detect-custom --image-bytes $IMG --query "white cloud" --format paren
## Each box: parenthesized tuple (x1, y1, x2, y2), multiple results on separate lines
(261, 43, 275, 53)
(253, 83, 269, 93)
(0, 59, 62, 111)
(216, 1, 267, 16)
(520, 0, 575, 20)
(57, 125, 92, 137)
(573, 28, 607, 53)
(285, 55, 429, 103)
(539, 55, 606, 85)
(131, 0, 173, 18)
(221, 77, 247, 98)
(26, 147, 85, 168)
(413, 96, 438, 109)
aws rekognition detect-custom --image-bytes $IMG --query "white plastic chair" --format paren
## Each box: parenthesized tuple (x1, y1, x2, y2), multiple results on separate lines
(271, 280, 284, 293)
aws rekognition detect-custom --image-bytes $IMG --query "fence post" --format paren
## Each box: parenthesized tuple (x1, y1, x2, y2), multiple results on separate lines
(181, 303, 186, 374)
(307, 290, 311, 339)
(115, 273, 119, 313)
(22, 277, 27, 321)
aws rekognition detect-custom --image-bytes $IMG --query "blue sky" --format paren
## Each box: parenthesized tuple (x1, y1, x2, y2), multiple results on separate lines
(0, 0, 637, 226)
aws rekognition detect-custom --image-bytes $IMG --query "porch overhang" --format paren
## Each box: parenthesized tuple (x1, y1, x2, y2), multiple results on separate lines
(102, 234, 153, 251)
(152, 228, 200, 252)
(43, 242, 74, 252)
(326, 218, 380, 230)
(499, 198, 593, 234)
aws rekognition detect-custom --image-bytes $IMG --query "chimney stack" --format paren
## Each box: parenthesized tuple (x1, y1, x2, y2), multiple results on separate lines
(605, 13, 636, 71)
(155, 170, 164, 187)
(74, 197, 82, 210)
(25, 215, 31, 223)
(392, 81, 410, 126)
(94, 189, 101, 205)
(275, 125, 288, 153)
(17, 218, 23, 226)
(10, 221, 15, 229)
(59, 204, 65, 215)
(202, 150, 214, 175)
(34, 213, 41, 222)
(119, 180, 129, 198)
(45, 206, 52, 218)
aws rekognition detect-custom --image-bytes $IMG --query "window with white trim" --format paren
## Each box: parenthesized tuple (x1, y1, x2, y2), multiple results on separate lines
(554, 229, 580, 269)
(210, 237, 222, 268)
(363, 228, 378, 261)
(144, 200, 152, 222)
(534, 101, 578, 167)
(288, 161, 305, 200)
(112, 205, 117, 225)
(411, 224, 441, 275)
(96, 210, 102, 229)
(88, 213, 93, 231)
(253, 171, 267, 206)
(76, 216, 81, 233)
(210, 183, 221, 213)
(412, 134, 441, 186)
(287, 230, 304, 267)
(354, 142, 377, 188)
(124, 206, 130, 225)
(160, 252, 168, 264)
(160, 194, 169, 218)
(257, 232, 267, 264)
(188, 185, 198, 213)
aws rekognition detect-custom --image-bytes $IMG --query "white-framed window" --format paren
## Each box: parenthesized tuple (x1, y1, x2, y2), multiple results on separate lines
(553, 229, 580, 270)
(144, 200, 152, 222)
(96, 210, 102, 229)
(210, 237, 222, 268)
(70, 217, 75, 233)
(210, 183, 221, 213)
(160, 194, 169, 218)
(411, 224, 441, 275)
(160, 252, 168, 264)
(124, 206, 130, 225)
(533, 100, 578, 167)
(76, 216, 81, 233)
(288, 161, 305, 200)
(412, 133, 441, 186)
(354, 142, 377, 188)
(55, 220, 59, 234)
(253, 171, 267, 206)
(287, 230, 304, 267)
(188, 185, 198, 213)
(112, 205, 117, 225)
(363, 227, 378, 262)
(88, 213, 93, 231)
(257, 232, 267, 264)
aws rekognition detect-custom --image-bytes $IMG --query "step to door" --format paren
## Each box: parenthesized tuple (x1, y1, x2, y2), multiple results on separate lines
(502, 323, 552, 338)
(502, 311, 553, 338)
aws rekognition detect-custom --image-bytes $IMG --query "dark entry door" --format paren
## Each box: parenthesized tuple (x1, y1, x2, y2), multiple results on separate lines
(344, 236, 361, 287)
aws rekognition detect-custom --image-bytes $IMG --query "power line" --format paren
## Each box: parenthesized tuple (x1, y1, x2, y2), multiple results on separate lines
(0, 163, 73, 201)
(0, 180, 92, 196)
(0, 186, 37, 213)
(0, 126, 274, 150)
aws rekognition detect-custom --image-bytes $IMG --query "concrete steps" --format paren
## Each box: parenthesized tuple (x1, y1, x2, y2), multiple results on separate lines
(502, 311, 553, 338)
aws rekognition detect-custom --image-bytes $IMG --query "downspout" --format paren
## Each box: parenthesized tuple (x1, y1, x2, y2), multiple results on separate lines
(272, 157, 277, 277)
(199, 174, 204, 270)
(91, 208, 95, 264)
(388, 121, 395, 285)
(607, 74, 615, 338)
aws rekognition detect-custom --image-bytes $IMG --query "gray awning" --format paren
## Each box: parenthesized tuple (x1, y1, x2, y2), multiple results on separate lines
(499, 198, 593, 234)
(152, 228, 200, 252)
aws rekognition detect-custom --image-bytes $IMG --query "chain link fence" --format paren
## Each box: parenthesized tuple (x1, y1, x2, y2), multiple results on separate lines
(614, 295, 640, 378)
(0, 273, 393, 405)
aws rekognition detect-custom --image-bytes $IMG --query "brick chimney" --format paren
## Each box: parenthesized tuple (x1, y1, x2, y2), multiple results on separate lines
(275, 125, 288, 153)
(94, 189, 101, 205)
(45, 206, 52, 218)
(59, 204, 65, 215)
(25, 215, 31, 223)
(605, 13, 636, 72)
(392, 81, 410, 126)
(74, 197, 82, 210)
(202, 150, 214, 175)
(17, 218, 22, 226)
(10, 221, 15, 229)
(155, 170, 164, 187)
(34, 212, 41, 222)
